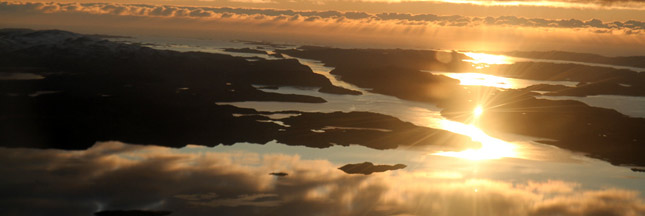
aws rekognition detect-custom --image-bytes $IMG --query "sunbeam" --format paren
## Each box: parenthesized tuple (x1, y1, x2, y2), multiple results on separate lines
(432, 119, 517, 160)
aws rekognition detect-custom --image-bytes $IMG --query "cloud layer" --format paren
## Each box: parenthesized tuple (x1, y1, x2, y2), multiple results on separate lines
(1, 142, 645, 215)
(403, 0, 645, 10)
(0, 1, 643, 34)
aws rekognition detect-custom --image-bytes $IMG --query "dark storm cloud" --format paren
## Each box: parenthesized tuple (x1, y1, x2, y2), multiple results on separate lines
(0, 1, 643, 34)
(1, 142, 645, 216)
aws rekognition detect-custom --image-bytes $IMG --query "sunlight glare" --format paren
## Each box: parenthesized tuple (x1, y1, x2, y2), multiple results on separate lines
(474, 106, 484, 118)
(437, 72, 514, 89)
(433, 119, 517, 160)
(462, 52, 514, 65)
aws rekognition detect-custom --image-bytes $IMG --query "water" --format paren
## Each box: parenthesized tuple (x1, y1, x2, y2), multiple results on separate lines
(215, 48, 645, 194)
(9, 36, 644, 215)
(426, 71, 578, 89)
(138, 34, 645, 171)
(461, 51, 645, 73)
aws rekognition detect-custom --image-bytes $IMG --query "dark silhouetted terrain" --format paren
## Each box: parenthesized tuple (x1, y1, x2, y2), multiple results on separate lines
(95, 210, 172, 216)
(224, 47, 268, 54)
(339, 162, 407, 175)
(504, 50, 645, 68)
(0, 29, 471, 151)
(486, 62, 645, 97)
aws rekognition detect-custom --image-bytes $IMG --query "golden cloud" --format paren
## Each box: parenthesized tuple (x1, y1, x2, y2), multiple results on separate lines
(1, 141, 645, 215)
(0, 1, 643, 34)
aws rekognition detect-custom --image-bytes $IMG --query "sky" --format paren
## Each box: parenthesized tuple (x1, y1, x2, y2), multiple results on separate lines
(0, 0, 644, 55)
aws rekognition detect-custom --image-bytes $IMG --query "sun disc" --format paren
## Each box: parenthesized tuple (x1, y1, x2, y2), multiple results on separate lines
(474, 106, 484, 118)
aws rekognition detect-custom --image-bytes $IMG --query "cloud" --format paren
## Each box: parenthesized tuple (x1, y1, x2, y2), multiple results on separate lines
(179, 193, 285, 207)
(0, 1, 642, 34)
(380, 0, 645, 10)
(529, 189, 645, 216)
(1, 141, 645, 215)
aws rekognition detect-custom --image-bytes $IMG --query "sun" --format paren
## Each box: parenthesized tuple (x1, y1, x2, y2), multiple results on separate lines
(474, 106, 484, 118)
(461, 52, 514, 65)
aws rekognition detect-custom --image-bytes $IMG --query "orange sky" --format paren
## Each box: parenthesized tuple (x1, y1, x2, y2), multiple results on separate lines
(13, 0, 645, 21)
(1, 0, 644, 55)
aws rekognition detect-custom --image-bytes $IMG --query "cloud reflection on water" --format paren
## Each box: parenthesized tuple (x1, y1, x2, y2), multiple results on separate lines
(1, 142, 644, 215)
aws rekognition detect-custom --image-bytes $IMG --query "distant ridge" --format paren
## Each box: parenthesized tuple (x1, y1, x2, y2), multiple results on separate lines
(503, 50, 645, 68)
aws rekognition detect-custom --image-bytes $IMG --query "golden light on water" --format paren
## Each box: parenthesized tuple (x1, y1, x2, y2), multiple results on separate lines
(433, 119, 517, 160)
(436, 72, 514, 89)
(427, 52, 520, 160)
(462, 52, 514, 65)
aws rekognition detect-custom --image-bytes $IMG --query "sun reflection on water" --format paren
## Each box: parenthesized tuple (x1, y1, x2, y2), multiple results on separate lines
(436, 72, 515, 89)
(433, 119, 518, 160)
(462, 52, 514, 65)
(432, 105, 517, 160)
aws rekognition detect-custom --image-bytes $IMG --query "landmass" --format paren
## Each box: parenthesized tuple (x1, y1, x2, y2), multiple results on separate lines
(3, 29, 644, 167)
(503, 50, 645, 68)
(231, 40, 292, 49)
(339, 162, 406, 175)
(0, 29, 470, 152)
(94, 210, 172, 216)
(269, 172, 288, 176)
(485, 62, 645, 97)
(223, 48, 268, 54)
(0, 28, 358, 101)
(278, 46, 468, 102)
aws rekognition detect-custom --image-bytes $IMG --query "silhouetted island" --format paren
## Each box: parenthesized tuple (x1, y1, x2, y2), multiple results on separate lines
(94, 210, 171, 216)
(339, 162, 406, 175)
(278, 111, 478, 150)
(503, 50, 645, 68)
(278, 46, 469, 103)
(269, 172, 288, 176)
(224, 47, 268, 54)
(232, 40, 292, 49)
(485, 62, 645, 97)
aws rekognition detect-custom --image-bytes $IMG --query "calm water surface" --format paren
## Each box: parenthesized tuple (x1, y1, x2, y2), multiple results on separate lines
(147, 36, 645, 190)
(23, 37, 641, 215)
